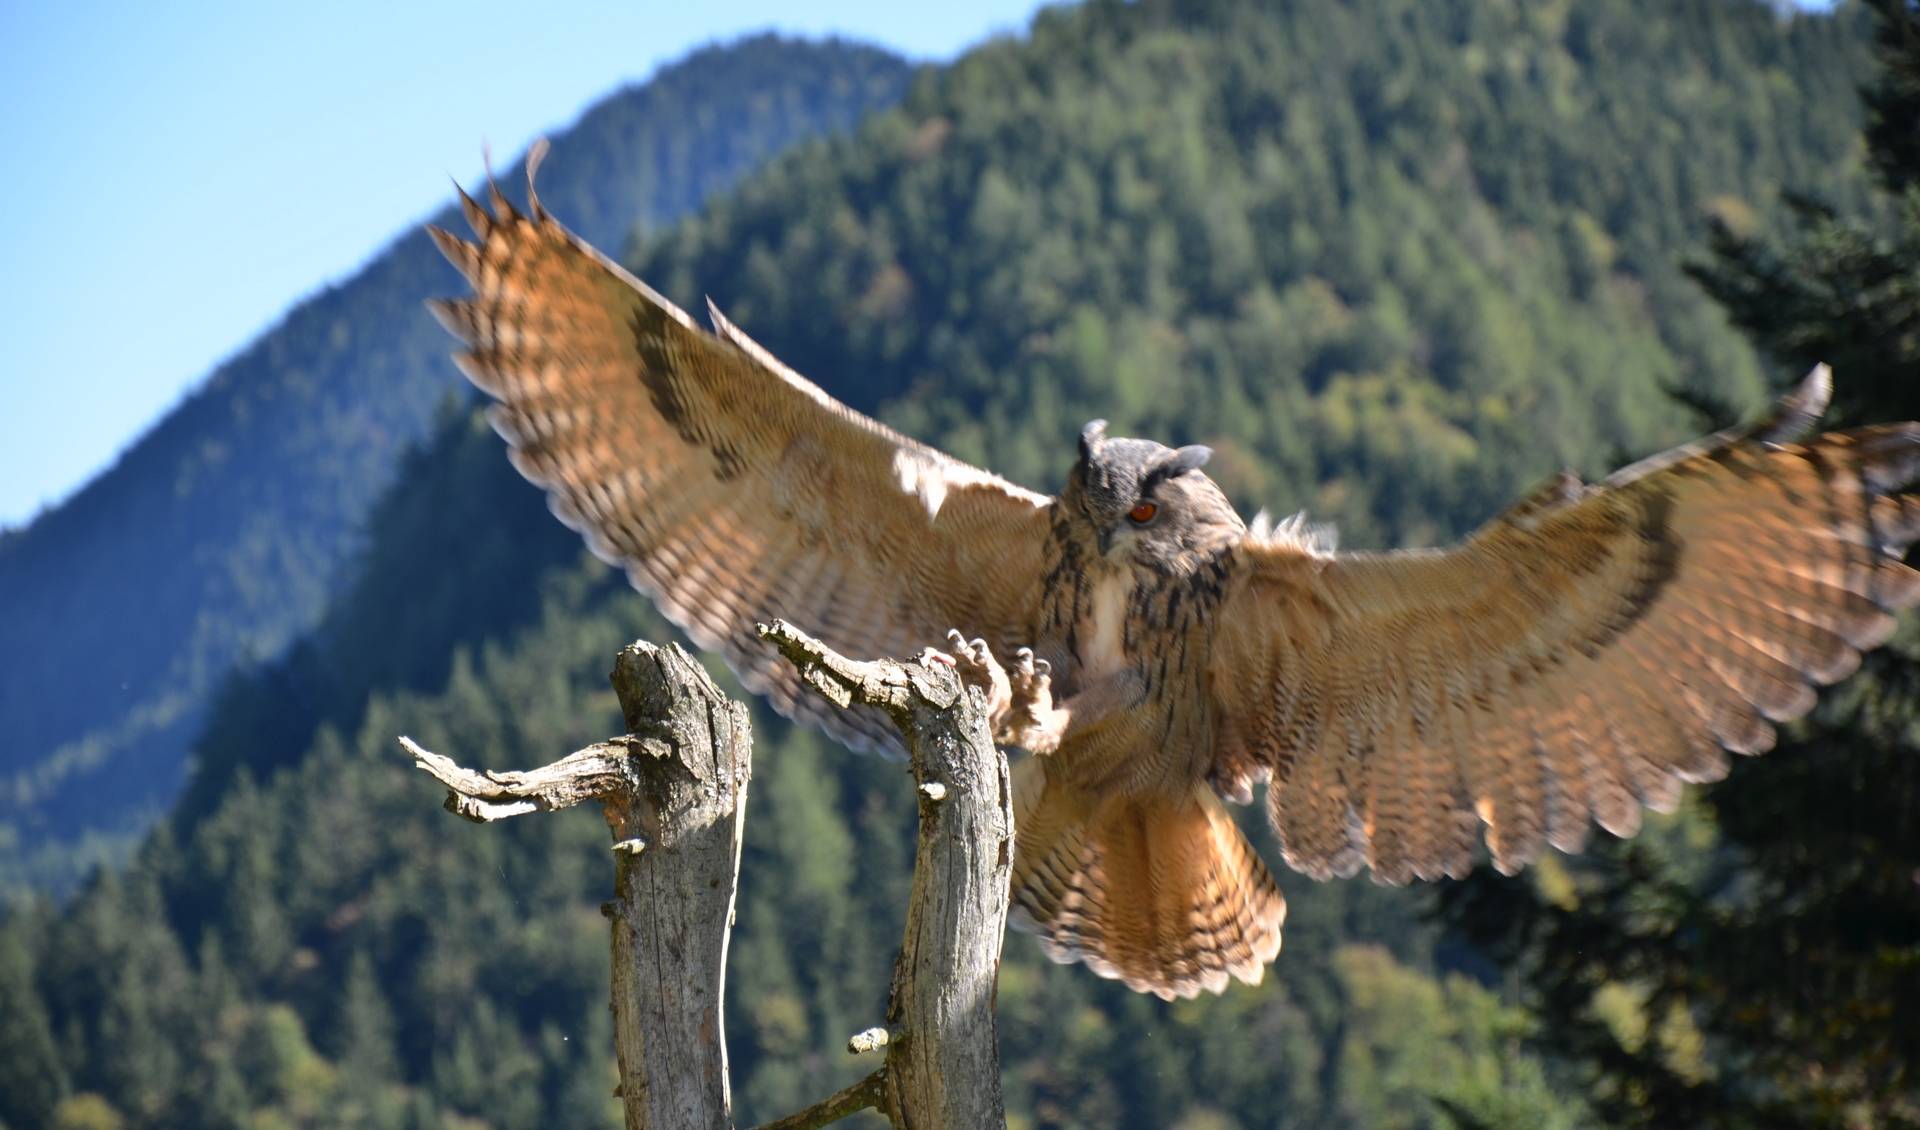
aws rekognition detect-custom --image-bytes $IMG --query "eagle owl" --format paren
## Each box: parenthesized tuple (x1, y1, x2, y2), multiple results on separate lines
(429, 153, 1920, 1000)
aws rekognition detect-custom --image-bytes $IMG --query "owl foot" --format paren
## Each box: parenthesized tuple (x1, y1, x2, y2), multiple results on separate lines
(935, 632, 1068, 753)
(1001, 647, 1066, 755)
(942, 629, 1013, 722)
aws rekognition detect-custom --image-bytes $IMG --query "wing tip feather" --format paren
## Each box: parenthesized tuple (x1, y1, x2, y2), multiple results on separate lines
(525, 136, 550, 221)
(1758, 363, 1833, 444)
(453, 180, 490, 235)
(457, 353, 513, 400)
(426, 225, 480, 280)
(425, 298, 478, 343)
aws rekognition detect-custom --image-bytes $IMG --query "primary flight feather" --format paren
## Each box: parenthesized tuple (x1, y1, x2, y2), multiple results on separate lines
(430, 152, 1920, 1000)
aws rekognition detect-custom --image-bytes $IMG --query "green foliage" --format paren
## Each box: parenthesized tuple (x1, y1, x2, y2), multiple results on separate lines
(648, 0, 1868, 564)
(0, 36, 915, 896)
(0, 919, 66, 1126)
(0, 1, 1896, 1127)
(1441, 2, 1920, 1124)
(1864, 0, 1920, 193)
(50, 1095, 125, 1130)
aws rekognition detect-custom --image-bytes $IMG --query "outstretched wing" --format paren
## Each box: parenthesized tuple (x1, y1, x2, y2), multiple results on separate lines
(428, 150, 1054, 754)
(1209, 368, 1920, 884)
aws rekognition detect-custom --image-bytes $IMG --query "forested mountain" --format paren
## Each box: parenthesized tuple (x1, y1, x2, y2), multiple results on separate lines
(0, 1, 1894, 1128)
(0, 36, 915, 894)
(1443, 2, 1920, 1122)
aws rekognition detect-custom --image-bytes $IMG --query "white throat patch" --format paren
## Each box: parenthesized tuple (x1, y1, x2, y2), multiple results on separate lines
(1080, 571, 1133, 676)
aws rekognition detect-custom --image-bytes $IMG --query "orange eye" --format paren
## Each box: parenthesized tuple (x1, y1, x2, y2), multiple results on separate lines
(1128, 501, 1158, 524)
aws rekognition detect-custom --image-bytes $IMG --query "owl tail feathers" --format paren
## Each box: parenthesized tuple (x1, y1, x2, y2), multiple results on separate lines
(1007, 760, 1286, 1000)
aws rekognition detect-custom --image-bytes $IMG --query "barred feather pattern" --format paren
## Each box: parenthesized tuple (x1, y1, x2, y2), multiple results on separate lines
(1009, 760, 1285, 1001)
(426, 154, 1054, 756)
(429, 156, 1920, 1001)
(1211, 369, 1920, 884)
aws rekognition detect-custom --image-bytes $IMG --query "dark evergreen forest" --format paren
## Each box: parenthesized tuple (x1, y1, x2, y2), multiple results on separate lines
(1442, 2, 1920, 1123)
(3, 1, 1913, 1127)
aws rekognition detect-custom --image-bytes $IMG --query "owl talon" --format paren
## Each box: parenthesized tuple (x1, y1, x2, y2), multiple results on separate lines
(1002, 643, 1062, 753)
(1009, 646, 1051, 698)
(1012, 648, 1052, 679)
(942, 628, 1012, 721)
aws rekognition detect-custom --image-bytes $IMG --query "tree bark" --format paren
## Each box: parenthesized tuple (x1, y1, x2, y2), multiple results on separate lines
(760, 620, 1013, 1129)
(603, 643, 752, 1130)
(400, 640, 750, 1130)
(401, 626, 1012, 1130)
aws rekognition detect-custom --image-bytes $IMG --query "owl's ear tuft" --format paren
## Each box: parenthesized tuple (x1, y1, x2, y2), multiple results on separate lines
(1169, 445, 1213, 476)
(1141, 445, 1213, 492)
(1079, 420, 1110, 463)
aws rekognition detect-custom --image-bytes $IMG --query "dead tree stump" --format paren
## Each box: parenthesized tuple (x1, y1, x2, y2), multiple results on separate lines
(758, 620, 1013, 1130)
(400, 641, 750, 1130)
(399, 626, 1013, 1130)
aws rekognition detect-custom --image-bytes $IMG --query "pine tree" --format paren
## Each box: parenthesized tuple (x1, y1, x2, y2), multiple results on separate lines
(336, 948, 400, 1085)
(0, 917, 68, 1127)
(1442, 3, 1920, 1124)
(1864, 0, 1920, 194)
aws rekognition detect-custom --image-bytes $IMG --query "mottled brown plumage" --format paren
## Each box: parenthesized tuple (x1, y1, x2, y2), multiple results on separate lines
(430, 153, 1920, 1000)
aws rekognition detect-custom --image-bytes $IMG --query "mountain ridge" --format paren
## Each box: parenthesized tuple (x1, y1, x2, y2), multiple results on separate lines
(0, 34, 917, 892)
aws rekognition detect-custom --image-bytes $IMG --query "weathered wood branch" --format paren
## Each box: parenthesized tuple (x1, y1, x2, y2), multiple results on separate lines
(398, 734, 642, 821)
(749, 1068, 887, 1130)
(401, 625, 1011, 1129)
(400, 641, 750, 1130)
(760, 619, 1014, 1129)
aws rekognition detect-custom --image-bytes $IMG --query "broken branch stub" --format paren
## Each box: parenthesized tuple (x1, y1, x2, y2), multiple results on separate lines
(604, 642, 753, 1130)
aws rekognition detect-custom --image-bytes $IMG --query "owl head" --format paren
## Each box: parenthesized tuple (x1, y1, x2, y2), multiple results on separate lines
(1069, 420, 1245, 568)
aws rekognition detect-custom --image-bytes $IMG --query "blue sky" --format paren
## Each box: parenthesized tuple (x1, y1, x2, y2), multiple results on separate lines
(0, 1, 1046, 528)
(0, 0, 1843, 529)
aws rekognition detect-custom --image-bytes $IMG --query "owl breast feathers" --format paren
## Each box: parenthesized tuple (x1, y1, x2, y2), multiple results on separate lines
(430, 151, 1920, 1000)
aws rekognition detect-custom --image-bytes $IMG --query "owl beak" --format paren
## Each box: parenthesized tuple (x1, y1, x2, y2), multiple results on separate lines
(1098, 528, 1114, 556)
